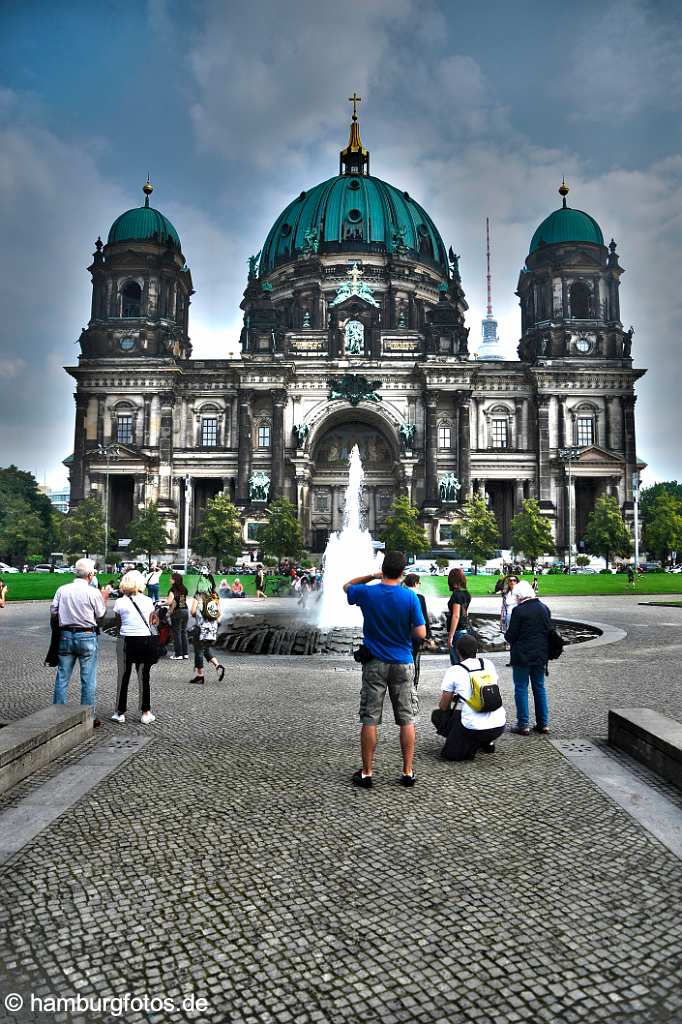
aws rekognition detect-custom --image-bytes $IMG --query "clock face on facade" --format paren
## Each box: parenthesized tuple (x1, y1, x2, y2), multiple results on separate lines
(575, 337, 591, 353)
(119, 337, 136, 351)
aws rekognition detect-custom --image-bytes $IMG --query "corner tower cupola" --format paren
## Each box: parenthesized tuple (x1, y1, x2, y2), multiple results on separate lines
(339, 92, 369, 176)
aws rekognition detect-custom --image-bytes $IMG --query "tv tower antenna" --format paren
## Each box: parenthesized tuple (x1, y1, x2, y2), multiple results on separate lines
(485, 216, 493, 318)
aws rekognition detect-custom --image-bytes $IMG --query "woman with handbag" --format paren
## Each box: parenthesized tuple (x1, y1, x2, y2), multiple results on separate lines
(111, 570, 159, 724)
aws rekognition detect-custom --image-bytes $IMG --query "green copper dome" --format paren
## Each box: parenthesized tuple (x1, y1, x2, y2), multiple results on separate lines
(260, 174, 448, 273)
(108, 183, 181, 251)
(529, 206, 603, 254)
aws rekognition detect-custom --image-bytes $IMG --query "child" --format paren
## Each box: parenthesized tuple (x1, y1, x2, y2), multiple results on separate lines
(431, 634, 506, 761)
(189, 587, 225, 685)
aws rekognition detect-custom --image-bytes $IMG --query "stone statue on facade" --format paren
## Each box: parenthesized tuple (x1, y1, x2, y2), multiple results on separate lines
(623, 326, 634, 357)
(439, 473, 461, 503)
(392, 224, 409, 256)
(330, 262, 380, 307)
(249, 470, 270, 502)
(399, 422, 416, 449)
(328, 373, 382, 407)
(302, 227, 319, 255)
(247, 251, 261, 280)
(448, 247, 461, 281)
(293, 423, 310, 448)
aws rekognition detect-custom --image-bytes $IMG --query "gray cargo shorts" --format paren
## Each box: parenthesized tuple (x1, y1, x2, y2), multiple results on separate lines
(359, 658, 418, 726)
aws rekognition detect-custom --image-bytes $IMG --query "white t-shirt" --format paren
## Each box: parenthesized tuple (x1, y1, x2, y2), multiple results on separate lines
(114, 593, 156, 636)
(146, 570, 161, 586)
(501, 590, 518, 623)
(441, 657, 507, 731)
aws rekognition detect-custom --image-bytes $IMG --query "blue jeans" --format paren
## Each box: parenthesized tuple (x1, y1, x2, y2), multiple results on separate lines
(512, 665, 549, 729)
(449, 628, 470, 665)
(53, 632, 98, 709)
(147, 584, 160, 602)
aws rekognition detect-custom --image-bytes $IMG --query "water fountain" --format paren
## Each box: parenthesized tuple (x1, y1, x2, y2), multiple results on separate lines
(317, 444, 378, 629)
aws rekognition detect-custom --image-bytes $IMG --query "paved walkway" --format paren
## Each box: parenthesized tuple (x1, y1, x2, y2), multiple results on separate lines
(0, 596, 681, 1024)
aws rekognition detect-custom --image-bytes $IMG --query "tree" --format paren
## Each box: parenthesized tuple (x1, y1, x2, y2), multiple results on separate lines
(0, 465, 59, 557)
(60, 497, 110, 559)
(510, 498, 555, 572)
(128, 503, 169, 569)
(453, 496, 500, 574)
(582, 494, 632, 567)
(0, 497, 47, 563)
(575, 554, 591, 567)
(194, 494, 242, 567)
(640, 481, 682, 527)
(641, 492, 682, 565)
(380, 496, 428, 556)
(259, 498, 303, 561)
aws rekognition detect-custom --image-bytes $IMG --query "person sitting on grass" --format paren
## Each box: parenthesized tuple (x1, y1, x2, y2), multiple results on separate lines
(431, 634, 506, 761)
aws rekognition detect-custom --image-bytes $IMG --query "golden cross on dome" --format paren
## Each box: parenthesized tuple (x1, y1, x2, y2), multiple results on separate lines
(348, 92, 362, 120)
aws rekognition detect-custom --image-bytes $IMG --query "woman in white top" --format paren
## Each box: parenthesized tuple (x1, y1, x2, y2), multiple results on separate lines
(500, 575, 518, 632)
(112, 570, 159, 724)
(432, 633, 506, 761)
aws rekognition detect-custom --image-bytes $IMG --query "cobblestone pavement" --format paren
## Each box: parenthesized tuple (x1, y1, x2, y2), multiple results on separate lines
(0, 597, 681, 1024)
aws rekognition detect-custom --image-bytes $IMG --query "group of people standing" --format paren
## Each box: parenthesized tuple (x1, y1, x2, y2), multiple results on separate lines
(345, 555, 554, 787)
(48, 562, 228, 728)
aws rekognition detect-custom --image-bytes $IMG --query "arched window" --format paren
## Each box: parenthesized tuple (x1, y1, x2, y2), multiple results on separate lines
(487, 405, 513, 449)
(115, 402, 135, 444)
(569, 281, 591, 319)
(438, 422, 451, 449)
(121, 281, 142, 318)
(256, 421, 271, 448)
(573, 403, 598, 447)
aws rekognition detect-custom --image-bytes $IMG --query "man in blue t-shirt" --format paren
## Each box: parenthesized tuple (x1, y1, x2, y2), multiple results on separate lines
(344, 550, 426, 789)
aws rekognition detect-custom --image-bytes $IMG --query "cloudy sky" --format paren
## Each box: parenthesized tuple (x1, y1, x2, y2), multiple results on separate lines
(1, 0, 680, 488)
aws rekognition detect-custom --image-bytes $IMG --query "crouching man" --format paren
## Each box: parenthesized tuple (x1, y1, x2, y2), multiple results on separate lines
(432, 634, 506, 761)
(344, 550, 426, 788)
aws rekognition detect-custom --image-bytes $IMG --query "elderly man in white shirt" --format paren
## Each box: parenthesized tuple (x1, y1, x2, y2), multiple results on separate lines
(50, 558, 111, 726)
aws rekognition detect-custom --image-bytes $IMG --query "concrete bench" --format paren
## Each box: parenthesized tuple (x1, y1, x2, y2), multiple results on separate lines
(0, 706, 93, 796)
(609, 708, 682, 792)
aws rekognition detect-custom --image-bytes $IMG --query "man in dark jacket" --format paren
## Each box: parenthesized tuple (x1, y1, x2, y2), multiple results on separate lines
(504, 579, 550, 735)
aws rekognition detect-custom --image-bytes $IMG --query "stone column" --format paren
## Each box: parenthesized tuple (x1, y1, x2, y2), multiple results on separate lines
(237, 391, 253, 503)
(556, 397, 565, 449)
(606, 397, 619, 451)
(71, 394, 89, 504)
(96, 397, 105, 445)
(270, 390, 287, 499)
(561, 276, 568, 318)
(622, 395, 637, 498)
(514, 479, 525, 514)
(158, 391, 175, 504)
(143, 397, 152, 448)
(423, 392, 439, 506)
(536, 396, 552, 503)
(521, 400, 529, 452)
(458, 395, 471, 501)
(515, 400, 523, 450)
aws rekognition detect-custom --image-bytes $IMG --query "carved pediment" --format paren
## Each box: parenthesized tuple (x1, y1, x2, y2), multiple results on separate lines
(563, 249, 604, 268)
(573, 444, 624, 465)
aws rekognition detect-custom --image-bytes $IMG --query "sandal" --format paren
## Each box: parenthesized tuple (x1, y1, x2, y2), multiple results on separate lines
(216, 664, 225, 682)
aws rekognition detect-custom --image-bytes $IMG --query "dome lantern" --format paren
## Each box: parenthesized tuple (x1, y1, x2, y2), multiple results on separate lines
(339, 92, 369, 177)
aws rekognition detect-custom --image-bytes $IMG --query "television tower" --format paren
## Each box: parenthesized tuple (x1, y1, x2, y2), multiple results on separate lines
(478, 217, 504, 360)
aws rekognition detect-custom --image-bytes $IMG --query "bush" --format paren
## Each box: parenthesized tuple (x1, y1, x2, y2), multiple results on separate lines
(599, 568, 611, 574)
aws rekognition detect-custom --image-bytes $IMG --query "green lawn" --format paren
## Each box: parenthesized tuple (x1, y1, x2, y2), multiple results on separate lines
(417, 572, 682, 599)
(2, 570, 681, 602)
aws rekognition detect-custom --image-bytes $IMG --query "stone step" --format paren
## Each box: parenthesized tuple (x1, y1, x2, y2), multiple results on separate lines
(608, 708, 682, 792)
(0, 706, 93, 796)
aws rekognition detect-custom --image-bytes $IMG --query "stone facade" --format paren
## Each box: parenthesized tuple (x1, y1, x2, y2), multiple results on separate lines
(65, 128, 645, 560)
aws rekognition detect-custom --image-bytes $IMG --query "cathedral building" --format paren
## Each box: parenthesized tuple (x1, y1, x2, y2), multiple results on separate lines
(65, 103, 645, 559)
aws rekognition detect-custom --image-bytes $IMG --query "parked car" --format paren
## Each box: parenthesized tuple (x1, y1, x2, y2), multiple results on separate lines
(665, 564, 682, 574)
(0, 562, 20, 574)
(32, 564, 56, 573)
(639, 562, 662, 573)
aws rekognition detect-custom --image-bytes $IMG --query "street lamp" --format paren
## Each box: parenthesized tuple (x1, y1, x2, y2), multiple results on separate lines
(174, 474, 192, 572)
(95, 442, 121, 570)
(558, 446, 583, 571)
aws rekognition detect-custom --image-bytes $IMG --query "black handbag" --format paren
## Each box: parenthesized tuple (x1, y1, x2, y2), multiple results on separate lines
(127, 597, 161, 664)
(353, 643, 375, 664)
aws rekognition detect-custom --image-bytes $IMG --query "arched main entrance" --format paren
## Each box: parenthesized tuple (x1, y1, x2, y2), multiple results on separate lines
(308, 412, 402, 552)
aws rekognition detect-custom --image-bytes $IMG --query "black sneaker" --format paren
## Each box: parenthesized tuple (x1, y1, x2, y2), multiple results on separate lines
(400, 771, 416, 787)
(533, 725, 550, 734)
(481, 742, 496, 754)
(352, 769, 373, 789)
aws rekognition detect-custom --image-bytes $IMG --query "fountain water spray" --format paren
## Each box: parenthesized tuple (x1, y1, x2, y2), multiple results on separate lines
(318, 444, 379, 628)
